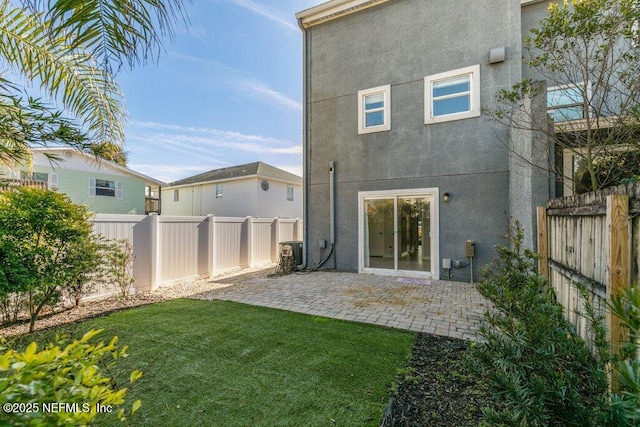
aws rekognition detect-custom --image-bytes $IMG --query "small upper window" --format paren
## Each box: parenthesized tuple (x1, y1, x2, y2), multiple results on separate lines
(358, 85, 391, 134)
(216, 183, 223, 198)
(425, 65, 481, 124)
(547, 83, 590, 122)
(173, 189, 179, 202)
(287, 184, 294, 201)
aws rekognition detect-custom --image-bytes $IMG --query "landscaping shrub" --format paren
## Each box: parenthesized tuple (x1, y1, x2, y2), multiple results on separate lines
(103, 239, 136, 299)
(608, 286, 640, 423)
(0, 329, 142, 426)
(0, 188, 102, 331)
(469, 223, 609, 426)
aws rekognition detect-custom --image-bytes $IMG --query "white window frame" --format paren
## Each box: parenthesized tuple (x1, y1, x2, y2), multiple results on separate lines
(216, 183, 223, 198)
(174, 189, 179, 202)
(424, 65, 481, 124)
(89, 178, 121, 198)
(547, 81, 592, 123)
(357, 85, 391, 134)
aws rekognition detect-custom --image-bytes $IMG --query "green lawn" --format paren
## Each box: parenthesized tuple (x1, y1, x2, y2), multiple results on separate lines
(12, 299, 415, 426)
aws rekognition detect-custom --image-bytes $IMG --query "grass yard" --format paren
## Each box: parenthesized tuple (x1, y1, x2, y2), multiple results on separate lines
(10, 299, 414, 426)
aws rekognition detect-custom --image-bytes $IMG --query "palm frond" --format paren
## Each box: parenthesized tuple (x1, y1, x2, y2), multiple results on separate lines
(23, 0, 189, 74)
(0, 0, 125, 145)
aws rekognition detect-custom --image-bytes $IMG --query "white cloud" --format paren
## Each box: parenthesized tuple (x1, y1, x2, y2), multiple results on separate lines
(225, 0, 298, 31)
(125, 120, 302, 182)
(169, 52, 301, 112)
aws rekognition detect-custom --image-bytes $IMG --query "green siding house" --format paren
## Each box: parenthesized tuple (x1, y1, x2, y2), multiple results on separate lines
(1, 148, 164, 215)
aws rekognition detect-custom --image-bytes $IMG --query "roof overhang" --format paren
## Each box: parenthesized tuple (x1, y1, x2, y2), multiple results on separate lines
(520, 0, 550, 6)
(164, 173, 303, 190)
(30, 147, 166, 186)
(296, 0, 391, 29)
(297, 0, 551, 29)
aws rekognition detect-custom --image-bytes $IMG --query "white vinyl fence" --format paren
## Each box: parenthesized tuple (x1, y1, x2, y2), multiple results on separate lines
(90, 214, 302, 298)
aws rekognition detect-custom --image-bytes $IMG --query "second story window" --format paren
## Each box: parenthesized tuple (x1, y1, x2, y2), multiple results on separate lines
(547, 82, 590, 122)
(425, 65, 481, 124)
(358, 85, 391, 134)
(287, 184, 294, 201)
(174, 189, 179, 202)
(216, 183, 223, 198)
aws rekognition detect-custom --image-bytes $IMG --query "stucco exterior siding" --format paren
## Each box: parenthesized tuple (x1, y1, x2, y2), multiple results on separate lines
(301, 0, 529, 279)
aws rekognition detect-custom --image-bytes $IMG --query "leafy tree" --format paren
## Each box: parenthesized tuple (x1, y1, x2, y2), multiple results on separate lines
(0, 188, 100, 332)
(0, 0, 188, 165)
(492, 0, 640, 194)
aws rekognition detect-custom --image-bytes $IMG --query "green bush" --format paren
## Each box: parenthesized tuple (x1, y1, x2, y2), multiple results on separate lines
(469, 223, 609, 426)
(0, 329, 142, 426)
(0, 188, 103, 331)
(608, 286, 640, 423)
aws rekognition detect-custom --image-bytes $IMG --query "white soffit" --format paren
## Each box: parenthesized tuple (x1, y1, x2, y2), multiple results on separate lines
(296, 0, 391, 28)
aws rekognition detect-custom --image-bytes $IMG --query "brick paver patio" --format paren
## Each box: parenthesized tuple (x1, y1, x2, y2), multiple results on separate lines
(197, 271, 489, 342)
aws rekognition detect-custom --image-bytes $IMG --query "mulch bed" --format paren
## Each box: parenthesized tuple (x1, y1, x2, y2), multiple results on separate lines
(383, 333, 492, 426)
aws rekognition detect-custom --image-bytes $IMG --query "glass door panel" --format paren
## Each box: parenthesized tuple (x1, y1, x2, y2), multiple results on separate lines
(364, 198, 394, 269)
(397, 197, 431, 272)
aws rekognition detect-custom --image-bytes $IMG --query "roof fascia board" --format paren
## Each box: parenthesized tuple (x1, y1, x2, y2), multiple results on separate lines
(165, 174, 258, 189)
(296, 0, 391, 28)
(31, 147, 166, 186)
(520, 0, 549, 6)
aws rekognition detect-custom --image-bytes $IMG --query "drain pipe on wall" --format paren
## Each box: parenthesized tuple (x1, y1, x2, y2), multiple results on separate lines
(312, 161, 336, 270)
(329, 161, 335, 247)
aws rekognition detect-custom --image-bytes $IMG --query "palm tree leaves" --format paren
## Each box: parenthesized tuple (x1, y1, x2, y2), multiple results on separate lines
(0, 0, 188, 164)
(24, 0, 189, 74)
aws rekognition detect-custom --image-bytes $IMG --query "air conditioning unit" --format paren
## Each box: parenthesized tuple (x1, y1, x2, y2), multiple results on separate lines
(280, 241, 303, 269)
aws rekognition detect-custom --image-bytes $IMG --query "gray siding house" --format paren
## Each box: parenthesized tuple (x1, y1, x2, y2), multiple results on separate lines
(296, 0, 552, 281)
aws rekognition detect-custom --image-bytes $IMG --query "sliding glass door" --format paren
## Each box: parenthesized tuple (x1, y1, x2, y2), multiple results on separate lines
(360, 190, 438, 278)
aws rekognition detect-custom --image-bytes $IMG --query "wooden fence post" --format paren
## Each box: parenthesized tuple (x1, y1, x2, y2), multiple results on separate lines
(606, 194, 630, 357)
(537, 206, 549, 279)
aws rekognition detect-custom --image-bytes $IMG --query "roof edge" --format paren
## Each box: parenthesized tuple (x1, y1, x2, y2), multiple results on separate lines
(296, 0, 391, 29)
(30, 147, 166, 186)
(296, 0, 550, 29)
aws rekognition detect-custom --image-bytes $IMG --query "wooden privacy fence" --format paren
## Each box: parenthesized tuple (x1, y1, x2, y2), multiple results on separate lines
(537, 182, 640, 353)
(90, 214, 303, 298)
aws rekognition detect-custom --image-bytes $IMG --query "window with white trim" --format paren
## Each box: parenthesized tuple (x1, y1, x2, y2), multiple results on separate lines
(89, 178, 122, 199)
(216, 183, 223, 198)
(287, 184, 294, 201)
(424, 65, 481, 124)
(358, 85, 391, 134)
(547, 82, 591, 122)
(174, 189, 179, 202)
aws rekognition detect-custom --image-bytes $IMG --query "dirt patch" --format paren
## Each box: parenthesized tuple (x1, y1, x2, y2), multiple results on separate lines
(343, 285, 432, 308)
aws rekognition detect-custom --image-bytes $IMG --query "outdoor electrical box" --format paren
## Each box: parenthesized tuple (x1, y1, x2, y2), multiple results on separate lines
(442, 258, 452, 269)
(465, 241, 475, 258)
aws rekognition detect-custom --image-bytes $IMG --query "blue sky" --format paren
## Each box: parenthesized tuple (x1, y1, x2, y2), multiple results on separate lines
(117, 0, 320, 183)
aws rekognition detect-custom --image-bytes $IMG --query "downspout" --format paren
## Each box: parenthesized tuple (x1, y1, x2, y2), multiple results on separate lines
(298, 17, 309, 270)
(329, 161, 335, 246)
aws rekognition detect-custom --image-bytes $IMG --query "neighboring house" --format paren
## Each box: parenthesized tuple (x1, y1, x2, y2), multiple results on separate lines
(162, 162, 303, 218)
(296, 0, 557, 281)
(0, 147, 164, 215)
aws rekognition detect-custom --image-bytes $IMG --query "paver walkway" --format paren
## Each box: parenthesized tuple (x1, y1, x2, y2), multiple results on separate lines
(196, 270, 489, 342)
